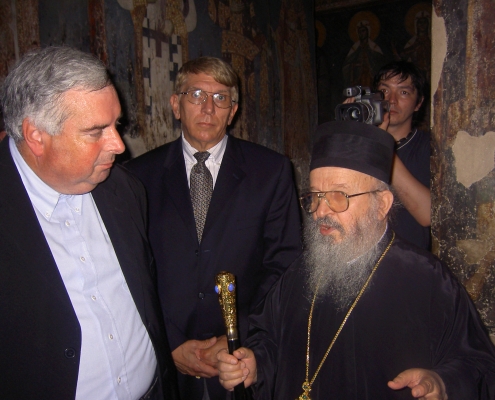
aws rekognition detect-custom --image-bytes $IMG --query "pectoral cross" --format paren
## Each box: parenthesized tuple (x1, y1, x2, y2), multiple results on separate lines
(298, 381, 311, 400)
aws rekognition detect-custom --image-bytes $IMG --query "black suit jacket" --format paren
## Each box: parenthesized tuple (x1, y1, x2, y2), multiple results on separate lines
(127, 134, 302, 399)
(0, 139, 179, 400)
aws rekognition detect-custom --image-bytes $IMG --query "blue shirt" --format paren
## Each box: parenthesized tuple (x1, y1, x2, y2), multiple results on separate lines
(10, 138, 157, 399)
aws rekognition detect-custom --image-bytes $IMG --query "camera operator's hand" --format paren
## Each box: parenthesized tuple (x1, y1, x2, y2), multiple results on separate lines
(378, 110, 390, 132)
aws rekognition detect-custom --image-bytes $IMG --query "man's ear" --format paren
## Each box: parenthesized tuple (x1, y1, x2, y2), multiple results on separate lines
(228, 103, 239, 125)
(170, 94, 180, 120)
(377, 189, 394, 221)
(21, 118, 45, 157)
(414, 96, 424, 112)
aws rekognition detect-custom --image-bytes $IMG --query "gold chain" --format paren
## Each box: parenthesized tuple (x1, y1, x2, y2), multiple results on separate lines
(298, 233, 395, 400)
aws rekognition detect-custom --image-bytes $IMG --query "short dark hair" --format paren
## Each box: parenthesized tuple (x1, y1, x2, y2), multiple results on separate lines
(373, 60, 428, 126)
(373, 60, 427, 105)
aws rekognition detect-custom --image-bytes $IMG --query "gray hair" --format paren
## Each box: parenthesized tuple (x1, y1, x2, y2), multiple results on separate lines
(175, 56, 239, 102)
(371, 177, 395, 218)
(1, 46, 111, 143)
(373, 178, 391, 194)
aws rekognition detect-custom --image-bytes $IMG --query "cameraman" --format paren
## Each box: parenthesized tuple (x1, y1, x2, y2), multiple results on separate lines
(374, 60, 430, 250)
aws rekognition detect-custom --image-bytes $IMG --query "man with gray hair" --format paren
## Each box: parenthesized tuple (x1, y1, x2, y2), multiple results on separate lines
(217, 121, 495, 399)
(0, 47, 179, 399)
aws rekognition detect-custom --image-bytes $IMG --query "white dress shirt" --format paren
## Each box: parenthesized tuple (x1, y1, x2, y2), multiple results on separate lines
(182, 133, 228, 188)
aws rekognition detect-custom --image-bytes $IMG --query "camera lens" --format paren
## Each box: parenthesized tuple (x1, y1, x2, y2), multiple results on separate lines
(335, 103, 370, 123)
(349, 108, 361, 120)
(343, 105, 364, 122)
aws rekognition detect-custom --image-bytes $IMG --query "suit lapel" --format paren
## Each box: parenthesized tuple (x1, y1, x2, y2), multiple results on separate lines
(91, 173, 125, 228)
(0, 139, 79, 310)
(157, 136, 246, 243)
(203, 135, 246, 238)
(162, 139, 198, 243)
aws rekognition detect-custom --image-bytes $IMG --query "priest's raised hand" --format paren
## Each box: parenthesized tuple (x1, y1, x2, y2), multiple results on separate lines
(388, 368, 447, 400)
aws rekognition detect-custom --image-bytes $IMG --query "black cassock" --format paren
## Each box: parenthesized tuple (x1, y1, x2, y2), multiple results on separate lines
(245, 230, 495, 399)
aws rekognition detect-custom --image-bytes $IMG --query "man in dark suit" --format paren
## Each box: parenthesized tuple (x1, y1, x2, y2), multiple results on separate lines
(0, 47, 179, 400)
(127, 57, 302, 399)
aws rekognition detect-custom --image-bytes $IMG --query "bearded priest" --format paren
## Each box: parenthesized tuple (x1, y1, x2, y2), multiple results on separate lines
(216, 121, 495, 400)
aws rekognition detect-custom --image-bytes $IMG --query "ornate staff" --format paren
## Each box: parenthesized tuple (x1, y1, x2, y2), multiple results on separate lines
(215, 272, 251, 400)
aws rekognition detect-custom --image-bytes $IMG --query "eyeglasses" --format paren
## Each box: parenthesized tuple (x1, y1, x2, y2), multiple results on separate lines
(299, 190, 381, 214)
(179, 89, 236, 109)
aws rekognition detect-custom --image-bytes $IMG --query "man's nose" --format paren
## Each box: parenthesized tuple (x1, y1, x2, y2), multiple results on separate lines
(201, 94, 216, 115)
(313, 196, 335, 220)
(387, 91, 397, 104)
(106, 127, 125, 155)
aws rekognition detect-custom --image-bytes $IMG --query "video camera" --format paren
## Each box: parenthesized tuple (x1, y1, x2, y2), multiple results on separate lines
(335, 86, 389, 125)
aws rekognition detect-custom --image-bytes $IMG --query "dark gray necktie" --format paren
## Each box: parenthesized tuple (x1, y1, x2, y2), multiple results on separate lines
(190, 151, 213, 242)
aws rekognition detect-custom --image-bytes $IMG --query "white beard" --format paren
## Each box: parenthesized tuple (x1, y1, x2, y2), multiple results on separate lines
(303, 203, 386, 310)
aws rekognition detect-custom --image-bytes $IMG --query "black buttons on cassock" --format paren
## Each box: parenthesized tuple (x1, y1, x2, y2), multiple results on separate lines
(64, 348, 76, 358)
(195, 250, 199, 256)
(198, 292, 205, 299)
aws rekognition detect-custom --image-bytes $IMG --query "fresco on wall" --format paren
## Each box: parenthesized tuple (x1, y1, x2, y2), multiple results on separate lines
(15, 0, 314, 182)
(101, 0, 316, 186)
(316, 1, 431, 124)
(103, 0, 195, 152)
(431, 0, 495, 338)
(342, 12, 387, 88)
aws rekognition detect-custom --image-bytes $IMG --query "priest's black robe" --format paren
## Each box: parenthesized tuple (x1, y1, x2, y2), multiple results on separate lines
(245, 230, 495, 399)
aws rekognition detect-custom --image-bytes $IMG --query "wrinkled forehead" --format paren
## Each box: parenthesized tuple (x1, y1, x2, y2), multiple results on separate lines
(309, 166, 376, 190)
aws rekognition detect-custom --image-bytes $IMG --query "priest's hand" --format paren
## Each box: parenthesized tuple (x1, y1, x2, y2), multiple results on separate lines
(388, 368, 448, 399)
(217, 347, 257, 390)
(172, 337, 220, 378)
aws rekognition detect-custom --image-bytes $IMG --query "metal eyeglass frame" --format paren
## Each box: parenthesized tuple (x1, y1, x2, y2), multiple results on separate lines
(299, 190, 381, 214)
(179, 89, 236, 109)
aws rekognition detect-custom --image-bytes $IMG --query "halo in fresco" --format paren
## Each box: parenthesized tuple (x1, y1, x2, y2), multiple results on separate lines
(315, 20, 326, 48)
(348, 11, 381, 42)
(405, 2, 431, 36)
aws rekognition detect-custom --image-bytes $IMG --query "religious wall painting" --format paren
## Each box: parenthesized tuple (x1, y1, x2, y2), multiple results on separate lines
(342, 11, 386, 88)
(5, 0, 314, 178)
(140, 0, 196, 149)
(105, 0, 314, 167)
(431, 0, 495, 335)
(208, 0, 260, 143)
(316, 1, 431, 125)
(182, 0, 314, 190)
(0, 1, 18, 82)
(397, 3, 431, 80)
(106, 0, 196, 154)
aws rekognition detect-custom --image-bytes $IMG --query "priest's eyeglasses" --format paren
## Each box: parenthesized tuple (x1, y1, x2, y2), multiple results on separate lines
(299, 190, 381, 214)
(179, 89, 236, 108)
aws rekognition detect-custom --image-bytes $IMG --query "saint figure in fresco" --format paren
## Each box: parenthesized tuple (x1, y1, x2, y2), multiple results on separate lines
(343, 14, 386, 88)
(399, 11, 431, 79)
